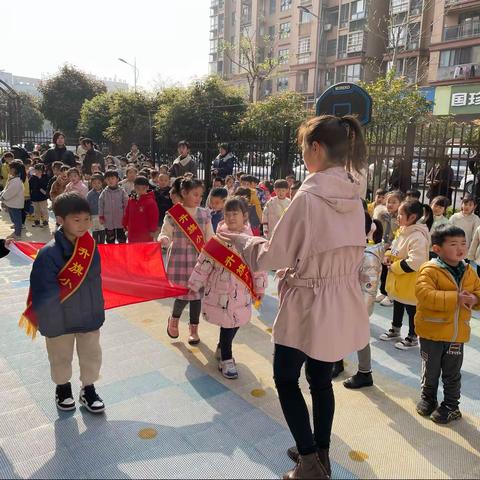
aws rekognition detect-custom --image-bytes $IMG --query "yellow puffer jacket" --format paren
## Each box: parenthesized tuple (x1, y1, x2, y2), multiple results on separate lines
(415, 261, 480, 343)
(386, 223, 430, 305)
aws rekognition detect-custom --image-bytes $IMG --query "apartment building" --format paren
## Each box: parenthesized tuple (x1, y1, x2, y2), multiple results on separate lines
(209, 0, 480, 118)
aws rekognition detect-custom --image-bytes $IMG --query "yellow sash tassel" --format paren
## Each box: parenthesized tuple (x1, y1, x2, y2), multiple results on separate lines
(18, 314, 38, 340)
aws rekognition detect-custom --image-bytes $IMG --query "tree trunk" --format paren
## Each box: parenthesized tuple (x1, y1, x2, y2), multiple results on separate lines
(248, 81, 255, 103)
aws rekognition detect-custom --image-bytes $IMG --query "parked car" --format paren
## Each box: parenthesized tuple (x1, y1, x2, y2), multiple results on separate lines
(459, 173, 475, 194)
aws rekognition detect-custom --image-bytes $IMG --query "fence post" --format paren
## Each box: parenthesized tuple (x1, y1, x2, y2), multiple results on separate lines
(402, 119, 416, 193)
(279, 123, 291, 179)
(204, 125, 212, 188)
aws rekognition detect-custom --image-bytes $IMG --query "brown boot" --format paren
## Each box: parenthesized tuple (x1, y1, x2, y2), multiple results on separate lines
(283, 452, 329, 479)
(317, 449, 331, 478)
(188, 324, 200, 345)
(287, 447, 331, 477)
(167, 316, 180, 339)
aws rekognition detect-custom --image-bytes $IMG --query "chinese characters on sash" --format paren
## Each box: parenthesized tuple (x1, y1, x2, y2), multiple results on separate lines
(168, 203, 205, 253)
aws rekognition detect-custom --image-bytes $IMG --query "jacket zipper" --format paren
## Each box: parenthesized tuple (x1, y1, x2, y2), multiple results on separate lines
(440, 268, 464, 343)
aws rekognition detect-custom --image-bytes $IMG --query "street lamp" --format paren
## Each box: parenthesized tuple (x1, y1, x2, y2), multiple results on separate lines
(297, 5, 323, 107)
(118, 57, 138, 92)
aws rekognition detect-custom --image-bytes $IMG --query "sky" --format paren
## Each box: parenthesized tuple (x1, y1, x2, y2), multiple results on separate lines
(3, 0, 211, 89)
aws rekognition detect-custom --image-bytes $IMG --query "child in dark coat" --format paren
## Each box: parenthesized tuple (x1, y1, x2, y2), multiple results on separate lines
(30, 193, 106, 414)
(153, 173, 173, 226)
(29, 163, 50, 227)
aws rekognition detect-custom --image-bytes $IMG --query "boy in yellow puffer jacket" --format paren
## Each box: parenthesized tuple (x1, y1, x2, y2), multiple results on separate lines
(415, 224, 480, 424)
(380, 200, 432, 349)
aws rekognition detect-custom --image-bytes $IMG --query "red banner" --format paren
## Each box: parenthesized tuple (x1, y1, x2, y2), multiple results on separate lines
(12, 241, 188, 337)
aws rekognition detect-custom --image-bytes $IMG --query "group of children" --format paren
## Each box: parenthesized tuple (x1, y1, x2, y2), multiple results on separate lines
(1, 139, 478, 429)
(338, 186, 480, 424)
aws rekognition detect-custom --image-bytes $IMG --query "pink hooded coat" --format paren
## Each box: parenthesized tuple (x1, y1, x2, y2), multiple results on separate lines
(189, 223, 268, 329)
(227, 167, 370, 362)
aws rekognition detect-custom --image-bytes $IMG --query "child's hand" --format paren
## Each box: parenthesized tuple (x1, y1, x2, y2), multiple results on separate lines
(99, 216, 105, 225)
(159, 236, 170, 247)
(459, 291, 477, 311)
(383, 257, 392, 267)
(4, 238, 13, 247)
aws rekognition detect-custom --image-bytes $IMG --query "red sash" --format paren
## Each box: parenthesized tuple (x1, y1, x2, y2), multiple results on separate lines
(168, 203, 205, 253)
(203, 237, 260, 305)
(19, 232, 96, 338)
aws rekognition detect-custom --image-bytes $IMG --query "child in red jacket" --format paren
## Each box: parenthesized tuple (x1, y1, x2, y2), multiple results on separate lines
(123, 176, 159, 243)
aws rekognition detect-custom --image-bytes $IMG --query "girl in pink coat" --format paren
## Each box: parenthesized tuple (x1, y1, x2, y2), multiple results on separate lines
(219, 115, 369, 479)
(189, 197, 268, 379)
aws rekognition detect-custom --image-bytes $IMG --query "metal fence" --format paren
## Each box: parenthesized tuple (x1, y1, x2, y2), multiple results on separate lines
(5, 121, 480, 210)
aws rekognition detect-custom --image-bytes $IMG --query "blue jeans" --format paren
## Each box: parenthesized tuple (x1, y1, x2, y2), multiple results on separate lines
(9, 208, 23, 236)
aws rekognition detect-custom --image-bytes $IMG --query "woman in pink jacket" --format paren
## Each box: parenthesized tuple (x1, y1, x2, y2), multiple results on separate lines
(219, 115, 369, 479)
(189, 197, 268, 379)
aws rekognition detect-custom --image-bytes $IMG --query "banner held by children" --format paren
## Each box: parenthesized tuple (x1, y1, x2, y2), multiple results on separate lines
(10, 241, 188, 337)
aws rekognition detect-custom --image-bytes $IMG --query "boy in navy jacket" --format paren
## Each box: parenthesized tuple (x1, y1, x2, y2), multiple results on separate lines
(30, 192, 106, 413)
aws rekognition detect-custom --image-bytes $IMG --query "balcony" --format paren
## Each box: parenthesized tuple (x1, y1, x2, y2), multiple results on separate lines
(437, 62, 480, 80)
(445, 0, 480, 12)
(443, 21, 480, 41)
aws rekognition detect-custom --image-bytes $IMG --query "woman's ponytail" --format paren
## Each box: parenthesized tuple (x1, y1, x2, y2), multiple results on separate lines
(340, 115, 367, 174)
(422, 204, 434, 231)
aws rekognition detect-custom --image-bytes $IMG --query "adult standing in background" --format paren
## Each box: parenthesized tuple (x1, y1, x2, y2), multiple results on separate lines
(212, 143, 236, 179)
(42, 132, 76, 173)
(169, 141, 197, 180)
(81, 138, 105, 175)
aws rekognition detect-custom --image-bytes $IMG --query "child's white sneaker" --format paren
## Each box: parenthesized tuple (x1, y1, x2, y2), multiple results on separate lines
(218, 359, 238, 379)
(375, 293, 386, 303)
(380, 297, 393, 307)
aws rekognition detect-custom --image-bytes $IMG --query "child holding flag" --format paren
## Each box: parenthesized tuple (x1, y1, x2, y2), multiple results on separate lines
(27, 192, 106, 414)
(189, 197, 268, 379)
(159, 178, 213, 345)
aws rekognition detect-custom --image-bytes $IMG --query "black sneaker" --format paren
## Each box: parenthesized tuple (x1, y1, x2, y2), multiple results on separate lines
(42, 221, 49, 227)
(430, 405, 462, 424)
(79, 385, 105, 413)
(416, 398, 438, 417)
(32, 221, 40, 228)
(332, 360, 344, 379)
(55, 382, 76, 411)
(343, 371, 373, 389)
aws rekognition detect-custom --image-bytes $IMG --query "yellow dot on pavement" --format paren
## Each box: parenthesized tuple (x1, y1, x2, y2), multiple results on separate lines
(138, 428, 158, 440)
(142, 318, 154, 324)
(251, 388, 266, 398)
(189, 348, 200, 354)
(266, 328, 273, 334)
(349, 450, 368, 462)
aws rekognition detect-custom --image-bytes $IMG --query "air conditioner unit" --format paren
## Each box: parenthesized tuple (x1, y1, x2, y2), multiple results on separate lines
(324, 24, 332, 31)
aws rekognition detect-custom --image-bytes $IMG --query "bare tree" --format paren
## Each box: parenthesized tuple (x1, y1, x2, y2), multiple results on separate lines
(221, 28, 279, 103)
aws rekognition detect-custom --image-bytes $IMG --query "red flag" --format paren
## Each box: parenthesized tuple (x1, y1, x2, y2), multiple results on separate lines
(11, 241, 188, 311)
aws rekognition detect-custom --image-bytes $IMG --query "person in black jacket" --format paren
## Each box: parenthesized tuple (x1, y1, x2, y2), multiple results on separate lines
(42, 132, 76, 173)
(29, 163, 50, 227)
(81, 138, 105, 175)
(212, 143, 236, 179)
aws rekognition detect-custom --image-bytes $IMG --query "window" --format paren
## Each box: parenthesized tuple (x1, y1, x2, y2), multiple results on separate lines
(298, 37, 311, 64)
(337, 64, 362, 82)
(218, 14, 224, 34)
(327, 39, 337, 57)
(408, 22, 420, 49)
(326, 8, 339, 27)
(263, 79, 273, 97)
(347, 31, 364, 53)
(325, 68, 335, 87)
(390, 0, 409, 14)
(279, 48, 289, 64)
(298, 71, 309, 92)
(300, 9, 312, 24)
(410, 0, 423, 15)
(210, 38, 218, 53)
(210, 16, 218, 29)
(277, 76, 289, 91)
(280, 22, 291, 39)
(439, 48, 473, 67)
(338, 35, 348, 58)
(268, 25, 276, 39)
(340, 3, 349, 27)
(389, 25, 407, 48)
(270, 0, 276, 14)
(280, 0, 291, 11)
(351, 0, 365, 21)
